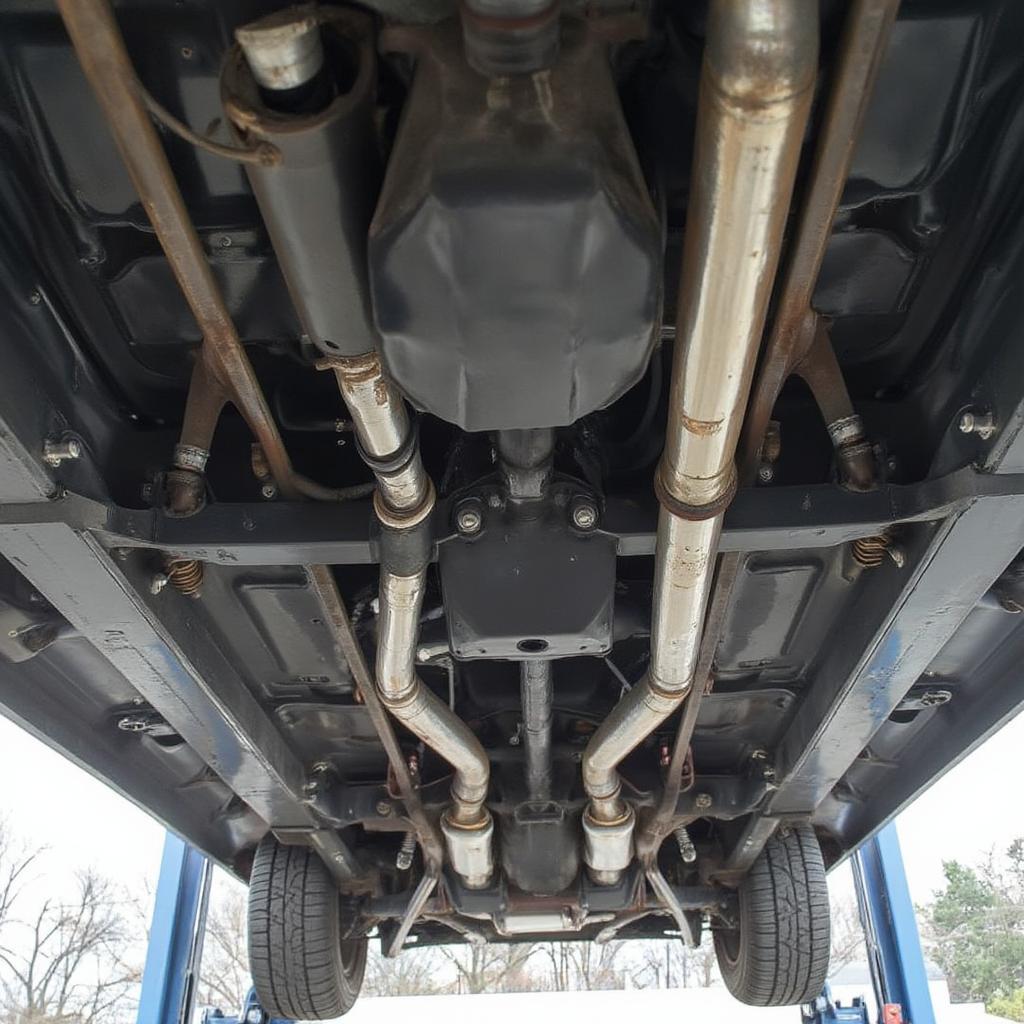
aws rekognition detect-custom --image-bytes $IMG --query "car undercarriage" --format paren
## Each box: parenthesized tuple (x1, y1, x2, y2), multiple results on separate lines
(2, 0, 1024, 1017)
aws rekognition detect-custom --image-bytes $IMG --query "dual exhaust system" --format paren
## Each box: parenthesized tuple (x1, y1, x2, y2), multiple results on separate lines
(63, 0, 816, 891)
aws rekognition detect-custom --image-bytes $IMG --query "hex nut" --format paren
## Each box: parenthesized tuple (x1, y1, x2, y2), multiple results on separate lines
(694, 792, 713, 810)
(456, 502, 483, 535)
(571, 498, 598, 530)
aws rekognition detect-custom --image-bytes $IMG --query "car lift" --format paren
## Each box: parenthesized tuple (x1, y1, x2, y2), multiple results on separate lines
(803, 823, 936, 1024)
(136, 821, 936, 1024)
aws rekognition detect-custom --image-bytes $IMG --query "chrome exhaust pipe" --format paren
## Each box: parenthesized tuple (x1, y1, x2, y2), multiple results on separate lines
(333, 353, 495, 888)
(581, 0, 818, 883)
(229, 11, 494, 888)
(377, 566, 494, 888)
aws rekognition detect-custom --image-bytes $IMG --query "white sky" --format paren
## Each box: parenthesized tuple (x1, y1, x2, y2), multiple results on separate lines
(0, 705, 1023, 920)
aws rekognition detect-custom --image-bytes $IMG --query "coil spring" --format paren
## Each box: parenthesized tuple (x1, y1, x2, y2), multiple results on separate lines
(851, 534, 891, 569)
(165, 558, 203, 598)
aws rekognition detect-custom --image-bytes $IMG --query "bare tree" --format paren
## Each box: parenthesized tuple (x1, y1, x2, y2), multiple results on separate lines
(689, 939, 717, 987)
(537, 941, 624, 991)
(632, 937, 718, 990)
(441, 942, 536, 993)
(830, 894, 867, 975)
(0, 824, 38, 937)
(195, 883, 250, 1014)
(540, 942, 572, 992)
(0, 869, 139, 1024)
(365, 945, 450, 996)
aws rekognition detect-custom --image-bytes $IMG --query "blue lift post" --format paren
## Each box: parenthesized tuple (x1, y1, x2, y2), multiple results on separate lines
(140, 821, 934, 1024)
(851, 822, 936, 1024)
(137, 833, 213, 1024)
(137, 832, 288, 1024)
(806, 821, 936, 1024)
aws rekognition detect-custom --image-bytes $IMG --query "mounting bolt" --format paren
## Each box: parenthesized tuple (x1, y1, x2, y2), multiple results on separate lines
(260, 482, 277, 500)
(42, 437, 81, 467)
(694, 792, 713, 810)
(888, 545, 907, 569)
(571, 497, 599, 531)
(958, 409, 997, 440)
(376, 800, 393, 817)
(757, 464, 774, 485)
(149, 572, 169, 596)
(117, 714, 151, 733)
(28, 291, 41, 306)
(455, 500, 483, 536)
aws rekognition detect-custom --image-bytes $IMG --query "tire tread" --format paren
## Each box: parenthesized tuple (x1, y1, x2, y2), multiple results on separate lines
(714, 824, 831, 1006)
(247, 836, 366, 1020)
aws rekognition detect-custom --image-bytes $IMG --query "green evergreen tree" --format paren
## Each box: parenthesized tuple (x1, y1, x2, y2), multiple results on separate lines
(922, 838, 1024, 1011)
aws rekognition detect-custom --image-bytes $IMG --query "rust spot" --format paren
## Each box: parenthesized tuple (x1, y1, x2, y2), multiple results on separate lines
(318, 351, 381, 384)
(680, 412, 724, 437)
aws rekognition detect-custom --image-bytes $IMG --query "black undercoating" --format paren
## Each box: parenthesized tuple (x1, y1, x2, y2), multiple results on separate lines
(0, 0, 1023, 944)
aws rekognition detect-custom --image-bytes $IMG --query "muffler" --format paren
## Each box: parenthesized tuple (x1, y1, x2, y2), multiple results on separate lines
(581, 0, 818, 884)
(226, 7, 494, 888)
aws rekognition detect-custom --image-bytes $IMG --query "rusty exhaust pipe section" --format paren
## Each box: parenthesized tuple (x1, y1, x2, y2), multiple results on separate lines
(56, 0, 357, 513)
(580, 0, 818, 885)
(228, 9, 494, 889)
(638, 0, 900, 882)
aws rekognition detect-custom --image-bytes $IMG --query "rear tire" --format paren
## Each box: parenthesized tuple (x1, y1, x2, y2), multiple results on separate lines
(248, 835, 366, 1021)
(713, 824, 830, 1006)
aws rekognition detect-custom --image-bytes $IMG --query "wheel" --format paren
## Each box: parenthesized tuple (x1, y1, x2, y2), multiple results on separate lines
(713, 824, 830, 1006)
(247, 835, 367, 1020)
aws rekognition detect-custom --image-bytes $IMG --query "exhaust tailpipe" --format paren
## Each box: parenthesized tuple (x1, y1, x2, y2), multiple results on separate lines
(227, 10, 494, 889)
(581, 0, 818, 884)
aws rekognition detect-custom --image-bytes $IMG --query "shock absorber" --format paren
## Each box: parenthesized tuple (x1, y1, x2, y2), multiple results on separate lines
(674, 825, 697, 864)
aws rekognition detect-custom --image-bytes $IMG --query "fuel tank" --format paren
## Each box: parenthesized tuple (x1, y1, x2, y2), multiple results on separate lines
(369, 17, 662, 432)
